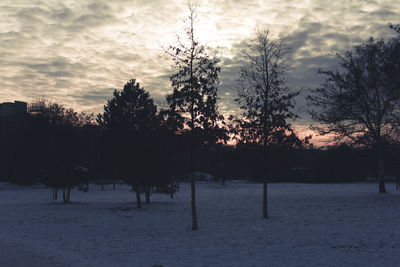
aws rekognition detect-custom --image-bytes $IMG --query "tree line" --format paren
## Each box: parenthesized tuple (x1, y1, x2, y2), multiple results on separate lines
(0, 2, 399, 230)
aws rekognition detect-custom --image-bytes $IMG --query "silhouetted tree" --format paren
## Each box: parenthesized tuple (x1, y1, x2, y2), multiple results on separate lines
(28, 99, 94, 203)
(235, 27, 303, 218)
(164, 1, 225, 230)
(97, 79, 158, 208)
(389, 23, 400, 34)
(308, 36, 400, 193)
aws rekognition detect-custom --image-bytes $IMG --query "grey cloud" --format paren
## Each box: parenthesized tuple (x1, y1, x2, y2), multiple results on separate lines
(292, 55, 336, 70)
(102, 50, 142, 62)
(87, 2, 111, 12)
(288, 31, 310, 52)
(72, 13, 115, 29)
(52, 7, 72, 20)
(369, 10, 397, 18)
(44, 71, 75, 77)
(24, 58, 87, 79)
(0, 31, 22, 39)
(16, 7, 50, 23)
(1, 0, 399, 120)
(321, 33, 349, 44)
(80, 89, 115, 102)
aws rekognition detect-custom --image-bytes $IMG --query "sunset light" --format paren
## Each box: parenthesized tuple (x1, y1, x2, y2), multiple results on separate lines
(1, 1, 400, 266)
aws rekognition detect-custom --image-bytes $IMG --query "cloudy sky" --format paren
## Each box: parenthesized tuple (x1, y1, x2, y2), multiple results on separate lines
(1, 0, 399, 140)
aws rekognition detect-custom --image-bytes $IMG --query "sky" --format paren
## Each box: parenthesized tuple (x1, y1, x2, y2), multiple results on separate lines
(1, 0, 399, 142)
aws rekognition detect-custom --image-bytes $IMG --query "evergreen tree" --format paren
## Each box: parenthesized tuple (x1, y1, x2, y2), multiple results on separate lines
(97, 79, 158, 208)
(164, 1, 225, 230)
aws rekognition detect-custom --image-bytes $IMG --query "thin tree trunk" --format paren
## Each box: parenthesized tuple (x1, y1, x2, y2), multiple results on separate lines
(170, 183, 175, 199)
(66, 187, 71, 203)
(189, 9, 198, 231)
(145, 186, 150, 203)
(55, 188, 58, 200)
(263, 180, 268, 218)
(378, 160, 386, 193)
(189, 136, 198, 230)
(188, 119, 198, 230)
(263, 142, 269, 218)
(377, 140, 386, 193)
(52, 187, 57, 200)
(136, 185, 142, 209)
(189, 123, 198, 230)
(63, 187, 66, 203)
(191, 175, 198, 230)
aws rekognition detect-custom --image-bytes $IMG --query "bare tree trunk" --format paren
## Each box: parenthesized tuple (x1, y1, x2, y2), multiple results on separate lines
(191, 175, 198, 230)
(62, 187, 66, 203)
(263, 180, 268, 218)
(263, 142, 269, 218)
(136, 185, 142, 209)
(113, 183, 116, 190)
(145, 186, 151, 203)
(378, 160, 386, 193)
(189, 129, 198, 230)
(62, 186, 71, 203)
(66, 187, 71, 203)
(170, 183, 175, 198)
(377, 141, 386, 193)
(101, 184, 104, 191)
(189, 6, 198, 231)
(55, 188, 58, 200)
(52, 187, 57, 200)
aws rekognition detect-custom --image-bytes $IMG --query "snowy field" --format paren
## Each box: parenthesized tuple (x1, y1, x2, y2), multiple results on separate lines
(1, 181, 400, 267)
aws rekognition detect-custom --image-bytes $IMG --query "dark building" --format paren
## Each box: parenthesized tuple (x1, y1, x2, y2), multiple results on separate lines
(0, 100, 27, 135)
(0, 101, 28, 181)
(0, 101, 27, 118)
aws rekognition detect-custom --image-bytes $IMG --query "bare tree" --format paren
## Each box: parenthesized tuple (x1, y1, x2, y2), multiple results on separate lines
(164, 1, 224, 230)
(389, 23, 400, 34)
(308, 36, 400, 193)
(236, 27, 303, 218)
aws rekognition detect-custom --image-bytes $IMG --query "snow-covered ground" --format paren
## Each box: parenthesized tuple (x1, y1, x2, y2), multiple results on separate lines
(1, 181, 400, 267)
